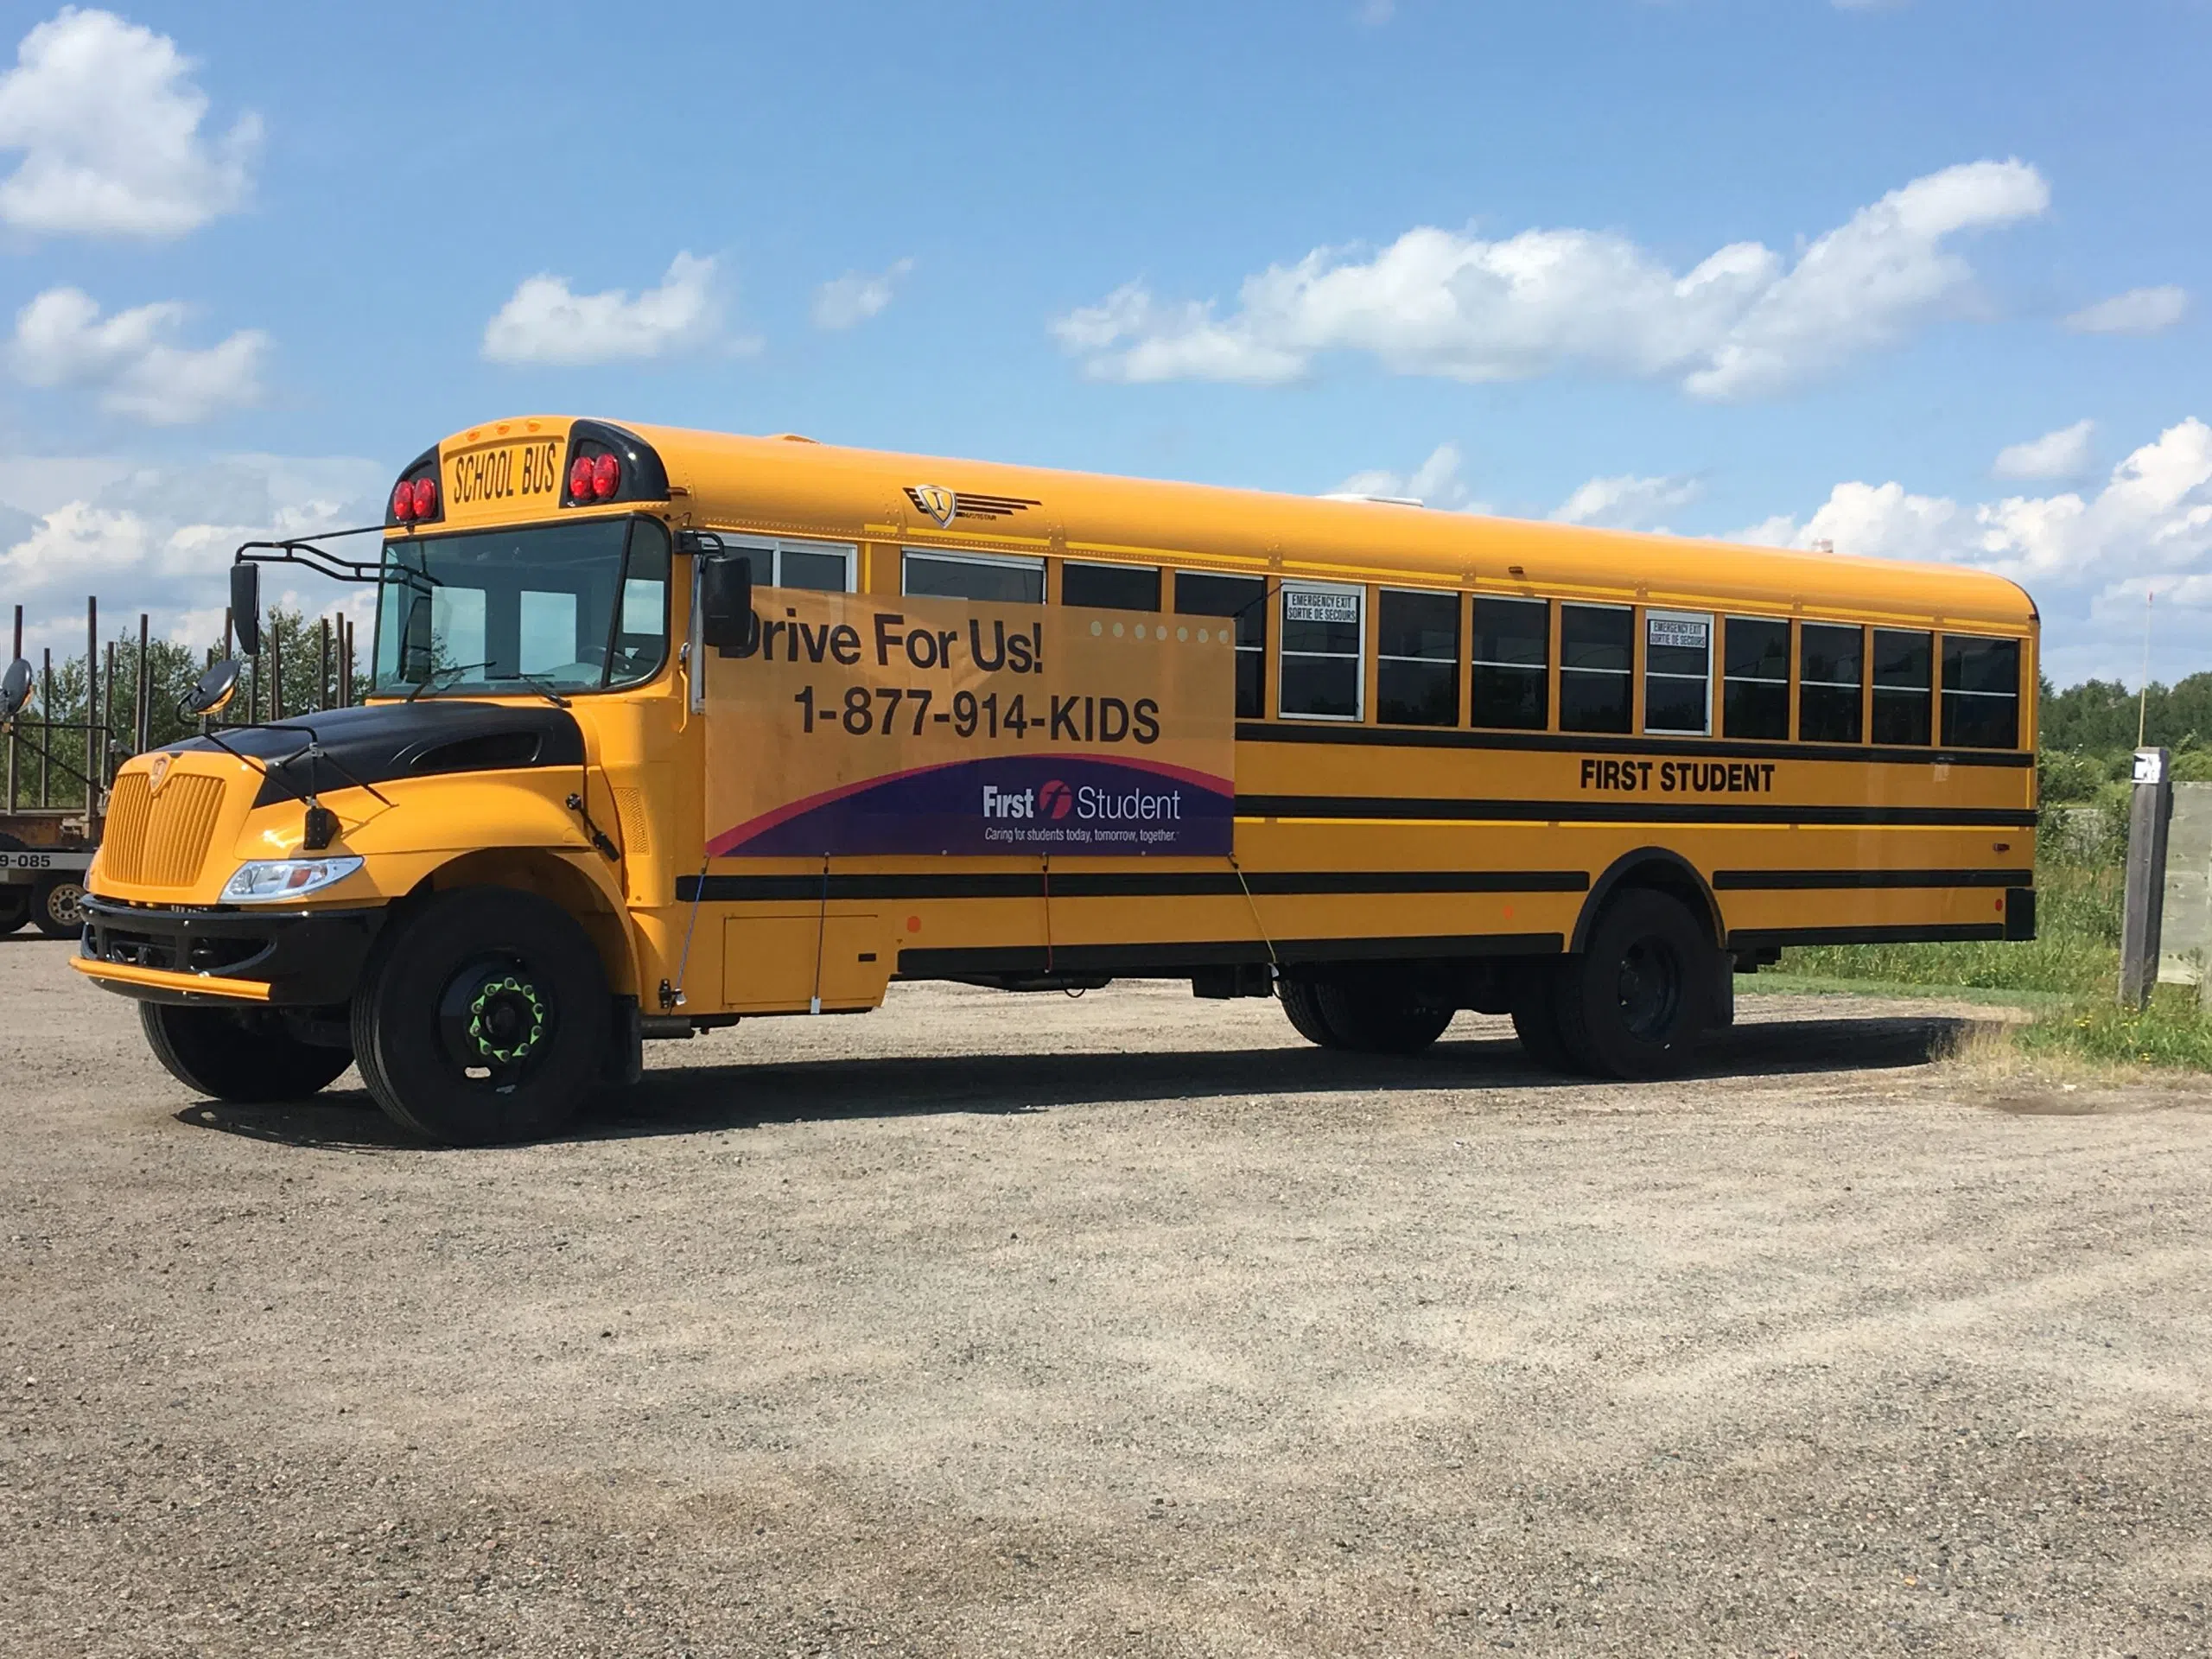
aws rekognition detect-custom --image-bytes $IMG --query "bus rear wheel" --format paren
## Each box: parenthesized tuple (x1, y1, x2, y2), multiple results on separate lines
(351, 887, 609, 1147)
(0, 885, 29, 935)
(141, 1002, 355, 1103)
(1553, 891, 1713, 1080)
(1280, 973, 1453, 1054)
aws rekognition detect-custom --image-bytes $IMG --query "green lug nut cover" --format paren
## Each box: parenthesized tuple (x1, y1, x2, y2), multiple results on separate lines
(467, 976, 547, 1064)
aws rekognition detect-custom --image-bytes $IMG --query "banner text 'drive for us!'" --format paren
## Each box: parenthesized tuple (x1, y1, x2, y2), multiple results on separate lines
(704, 590, 1236, 858)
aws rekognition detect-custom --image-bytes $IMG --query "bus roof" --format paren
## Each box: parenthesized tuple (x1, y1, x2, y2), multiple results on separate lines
(474, 417, 2041, 632)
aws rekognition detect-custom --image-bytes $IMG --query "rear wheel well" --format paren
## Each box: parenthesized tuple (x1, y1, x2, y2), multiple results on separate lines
(1572, 849, 1720, 955)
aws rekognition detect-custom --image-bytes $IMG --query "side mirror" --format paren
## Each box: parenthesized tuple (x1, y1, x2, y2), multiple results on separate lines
(699, 555, 758, 656)
(0, 657, 29, 721)
(179, 658, 240, 719)
(230, 563, 261, 655)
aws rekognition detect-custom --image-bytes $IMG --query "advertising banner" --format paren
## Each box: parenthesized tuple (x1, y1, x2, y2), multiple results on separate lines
(704, 589, 1236, 858)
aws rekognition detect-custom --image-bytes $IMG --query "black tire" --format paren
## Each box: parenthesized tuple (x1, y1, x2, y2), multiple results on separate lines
(1279, 977, 1347, 1048)
(1509, 961, 1583, 1074)
(1554, 891, 1713, 1080)
(351, 886, 609, 1146)
(0, 884, 29, 935)
(1313, 976, 1454, 1054)
(141, 1001, 354, 1103)
(30, 872, 85, 938)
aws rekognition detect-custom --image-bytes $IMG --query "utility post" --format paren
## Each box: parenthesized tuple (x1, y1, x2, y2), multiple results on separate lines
(7, 603, 19, 814)
(2120, 747, 2173, 1010)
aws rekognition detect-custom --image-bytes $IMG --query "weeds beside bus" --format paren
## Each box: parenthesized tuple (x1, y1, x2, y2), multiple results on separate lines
(63, 416, 2038, 1142)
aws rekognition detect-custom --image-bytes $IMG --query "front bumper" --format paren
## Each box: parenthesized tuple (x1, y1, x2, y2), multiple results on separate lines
(78, 895, 385, 1007)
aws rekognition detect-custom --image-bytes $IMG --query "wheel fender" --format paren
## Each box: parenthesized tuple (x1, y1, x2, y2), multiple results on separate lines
(1569, 848, 1722, 955)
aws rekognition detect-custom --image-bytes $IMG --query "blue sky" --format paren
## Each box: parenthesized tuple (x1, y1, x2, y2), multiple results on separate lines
(0, 0, 2208, 685)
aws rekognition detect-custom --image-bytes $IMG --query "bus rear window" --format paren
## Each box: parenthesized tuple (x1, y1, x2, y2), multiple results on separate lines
(1723, 617, 1789, 740)
(1799, 623, 1863, 744)
(1942, 635, 2020, 749)
(1470, 597, 1547, 729)
(1872, 629, 1933, 745)
(1560, 604, 1631, 734)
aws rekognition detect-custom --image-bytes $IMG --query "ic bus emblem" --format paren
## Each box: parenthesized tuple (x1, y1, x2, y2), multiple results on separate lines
(147, 753, 173, 795)
(908, 484, 957, 528)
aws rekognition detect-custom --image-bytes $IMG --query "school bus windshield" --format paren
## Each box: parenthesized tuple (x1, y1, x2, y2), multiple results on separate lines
(370, 517, 671, 696)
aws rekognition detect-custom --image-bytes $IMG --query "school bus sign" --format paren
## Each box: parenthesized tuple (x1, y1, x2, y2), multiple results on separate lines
(703, 590, 1237, 858)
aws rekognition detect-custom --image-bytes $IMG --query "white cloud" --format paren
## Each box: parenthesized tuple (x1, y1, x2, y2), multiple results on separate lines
(1356, 0, 1395, 24)
(1551, 472, 1702, 531)
(0, 7, 257, 238)
(1329, 441, 1485, 512)
(1750, 417, 2212, 599)
(0, 452, 385, 658)
(810, 257, 914, 331)
(482, 251, 734, 366)
(1992, 419, 2094, 481)
(2063, 284, 2188, 337)
(1053, 160, 2049, 399)
(10, 286, 265, 423)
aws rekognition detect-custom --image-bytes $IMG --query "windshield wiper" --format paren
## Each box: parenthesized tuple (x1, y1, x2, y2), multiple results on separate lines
(404, 662, 493, 702)
(491, 672, 572, 709)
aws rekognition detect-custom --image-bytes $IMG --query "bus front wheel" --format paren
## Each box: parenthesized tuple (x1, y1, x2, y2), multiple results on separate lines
(141, 1002, 355, 1103)
(1553, 892, 1713, 1080)
(351, 887, 609, 1147)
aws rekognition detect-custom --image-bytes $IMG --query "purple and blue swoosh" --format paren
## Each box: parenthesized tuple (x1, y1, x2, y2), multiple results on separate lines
(710, 753, 1235, 858)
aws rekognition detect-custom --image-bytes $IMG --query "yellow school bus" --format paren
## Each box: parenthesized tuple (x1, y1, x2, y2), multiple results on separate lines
(67, 416, 2037, 1142)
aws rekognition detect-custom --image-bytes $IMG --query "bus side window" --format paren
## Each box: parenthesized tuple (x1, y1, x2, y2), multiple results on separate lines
(1560, 604, 1632, 734)
(1799, 623, 1864, 743)
(1062, 561, 1160, 612)
(1941, 634, 2020, 748)
(1872, 629, 1932, 745)
(1376, 588, 1458, 726)
(1174, 571, 1266, 719)
(902, 548, 1045, 603)
(1278, 583, 1363, 720)
(778, 540, 856, 592)
(1469, 597, 1548, 729)
(1643, 610, 1712, 735)
(1722, 617, 1789, 740)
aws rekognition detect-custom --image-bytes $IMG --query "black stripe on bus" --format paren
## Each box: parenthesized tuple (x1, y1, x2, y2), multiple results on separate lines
(1235, 722, 2035, 770)
(1235, 796, 2040, 829)
(1727, 924, 2006, 949)
(896, 931, 1564, 977)
(1713, 868, 2029, 891)
(679, 869, 1591, 904)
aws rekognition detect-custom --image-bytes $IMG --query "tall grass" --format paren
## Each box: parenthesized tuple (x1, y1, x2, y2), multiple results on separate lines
(1761, 803, 2212, 1072)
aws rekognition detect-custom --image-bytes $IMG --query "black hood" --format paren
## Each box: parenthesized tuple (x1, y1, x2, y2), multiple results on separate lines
(171, 701, 585, 807)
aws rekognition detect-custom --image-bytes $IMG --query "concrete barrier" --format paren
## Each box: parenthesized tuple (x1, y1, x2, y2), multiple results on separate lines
(2159, 782, 2211, 1009)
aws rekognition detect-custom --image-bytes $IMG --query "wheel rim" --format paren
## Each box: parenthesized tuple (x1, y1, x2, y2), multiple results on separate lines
(1614, 935, 1682, 1041)
(46, 882, 84, 928)
(437, 957, 554, 1090)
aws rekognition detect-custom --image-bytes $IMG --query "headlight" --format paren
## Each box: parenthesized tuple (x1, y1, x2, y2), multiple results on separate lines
(220, 856, 365, 904)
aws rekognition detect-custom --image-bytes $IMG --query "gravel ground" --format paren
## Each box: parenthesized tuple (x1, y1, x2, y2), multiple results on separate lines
(3, 932, 2209, 1658)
